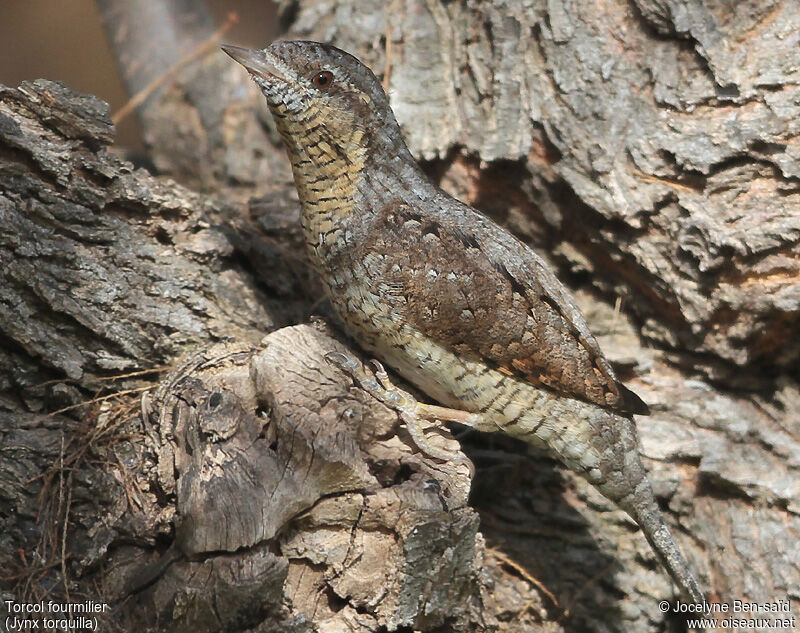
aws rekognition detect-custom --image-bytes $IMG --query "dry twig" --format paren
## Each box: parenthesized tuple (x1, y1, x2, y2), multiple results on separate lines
(112, 12, 239, 124)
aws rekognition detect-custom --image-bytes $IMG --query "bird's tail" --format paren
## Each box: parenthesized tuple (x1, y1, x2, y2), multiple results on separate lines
(618, 477, 706, 605)
(502, 387, 705, 604)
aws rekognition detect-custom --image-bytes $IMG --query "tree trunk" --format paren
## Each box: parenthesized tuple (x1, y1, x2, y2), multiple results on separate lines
(1, 1, 798, 632)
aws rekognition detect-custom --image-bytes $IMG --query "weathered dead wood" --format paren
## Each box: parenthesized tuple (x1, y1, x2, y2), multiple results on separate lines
(2, 2, 800, 632)
(0, 76, 300, 619)
(0, 78, 305, 396)
(0, 80, 489, 631)
(58, 326, 484, 632)
(280, 0, 800, 382)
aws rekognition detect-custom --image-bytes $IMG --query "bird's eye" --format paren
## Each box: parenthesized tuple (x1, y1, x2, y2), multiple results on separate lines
(312, 70, 334, 90)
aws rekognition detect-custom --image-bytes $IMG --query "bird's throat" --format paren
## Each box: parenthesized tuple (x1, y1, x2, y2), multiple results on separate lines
(273, 107, 368, 260)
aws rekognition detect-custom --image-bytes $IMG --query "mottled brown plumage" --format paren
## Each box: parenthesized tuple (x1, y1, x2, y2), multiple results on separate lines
(223, 40, 704, 604)
(363, 200, 649, 415)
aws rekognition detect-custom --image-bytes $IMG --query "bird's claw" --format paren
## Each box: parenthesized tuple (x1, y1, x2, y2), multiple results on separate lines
(324, 350, 467, 467)
(370, 359, 389, 384)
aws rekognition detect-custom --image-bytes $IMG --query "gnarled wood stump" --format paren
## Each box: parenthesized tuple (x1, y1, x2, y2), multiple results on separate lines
(2, 1, 799, 630)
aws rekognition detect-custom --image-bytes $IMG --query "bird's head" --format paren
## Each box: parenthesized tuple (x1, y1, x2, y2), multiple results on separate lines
(222, 40, 407, 161)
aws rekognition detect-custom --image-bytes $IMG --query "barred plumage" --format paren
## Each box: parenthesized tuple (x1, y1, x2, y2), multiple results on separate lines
(224, 40, 704, 604)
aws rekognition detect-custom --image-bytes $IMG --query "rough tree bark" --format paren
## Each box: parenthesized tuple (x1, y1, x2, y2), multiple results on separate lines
(1, 1, 798, 632)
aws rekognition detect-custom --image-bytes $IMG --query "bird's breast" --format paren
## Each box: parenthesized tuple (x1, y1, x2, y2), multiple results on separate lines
(322, 263, 525, 422)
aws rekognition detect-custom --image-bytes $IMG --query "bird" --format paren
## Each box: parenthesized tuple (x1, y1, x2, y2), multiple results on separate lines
(222, 40, 705, 604)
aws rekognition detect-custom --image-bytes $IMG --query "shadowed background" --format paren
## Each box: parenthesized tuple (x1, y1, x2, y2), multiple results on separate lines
(1, 1, 798, 631)
(0, 0, 277, 148)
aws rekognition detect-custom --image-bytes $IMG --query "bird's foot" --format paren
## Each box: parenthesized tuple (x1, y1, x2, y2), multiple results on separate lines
(325, 351, 475, 470)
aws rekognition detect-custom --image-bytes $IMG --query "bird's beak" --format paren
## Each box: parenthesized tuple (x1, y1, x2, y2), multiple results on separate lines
(221, 45, 287, 83)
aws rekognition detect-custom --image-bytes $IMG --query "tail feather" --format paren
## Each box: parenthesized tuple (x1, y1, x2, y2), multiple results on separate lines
(625, 480, 705, 604)
(500, 382, 704, 604)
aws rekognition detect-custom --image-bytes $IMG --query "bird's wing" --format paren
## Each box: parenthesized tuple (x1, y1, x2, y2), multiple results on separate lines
(367, 200, 648, 416)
